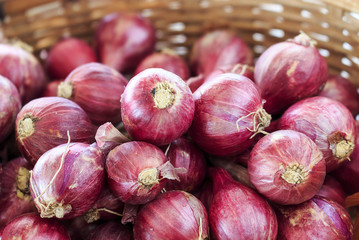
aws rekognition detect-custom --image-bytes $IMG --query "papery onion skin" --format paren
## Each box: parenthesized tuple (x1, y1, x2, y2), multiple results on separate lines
(195, 180, 213, 211)
(333, 122, 359, 194)
(190, 30, 253, 77)
(189, 73, 270, 156)
(209, 168, 278, 240)
(254, 32, 328, 115)
(2, 213, 70, 240)
(279, 96, 356, 172)
(95, 12, 156, 73)
(45, 38, 97, 80)
(319, 75, 359, 116)
(275, 197, 353, 240)
(121, 68, 195, 146)
(89, 221, 133, 240)
(30, 143, 105, 219)
(84, 186, 124, 223)
(187, 74, 205, 93)
(15, 97, 95, 165)
(135, 51, 190, 80)
(59, 63, 127, 125)
(106, 141, 167, 205)
(165, 137, 207, 192)
(41, 80, 63, 97)
(0, 76, 21, 143)
(248, 130, 326, 205)
(0, 157, 36, 227)
(315, 175, 346, 206)
(0, 44, 47, 103)
(133, 190, 209, 240)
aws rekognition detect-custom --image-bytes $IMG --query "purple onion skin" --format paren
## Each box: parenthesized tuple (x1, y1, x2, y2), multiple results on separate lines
(254, 34, 328, 115)
(204, 63, 254, 84)
(2, 213, 70, 240)
(275, 197, 353, 240)
(315, 175, 346, 206)
(209, 168, 278, 240)
(106, 141, 167, 205)
(41, 80, 63, 97)
(195, 180, 213, 211)
(95, 12, 156, 73)
(133, 190, 209, 240)
(319, 75, 359, 116)
(0, 44, 47, 103)
(248, 130, 326, 205)
(89, 221, 133, 240)
(190, 30, 253, 77)
(189, 73, 268, 156)
(135, 52, 190, 80)
(165, 137, 207, 192)
(333, 121, 359, 194)
(15, 97, 95, 165)
(0, 157, 36, 227)
(62, 216, 99, 240)
(0, 76, 21, 143)
(121, 68, 195, 146)
(62, 62, 128, 125)
(279, 96, 356, 172)
(30, 143, 105, 219)
(46, 38, 97, 80)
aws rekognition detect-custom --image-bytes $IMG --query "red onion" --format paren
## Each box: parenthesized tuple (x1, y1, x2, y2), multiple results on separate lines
(209, 168, 278, 239)
(58, 63, 127, 125)
(41, 80, 63, 97)
(106, 141, 185, 205)
(95, 12, 156, 73)
(15, 97, 95, 165)
(189, 73, 271, 156)
(121, 68, 195, 146)
(89, 221, 133, 240)
(0, 157, 36, 227)
(187, 74, 204, 93)
(316, 175, 346, 206)
(0, 76, 21, 143)
(0, 43, 47, 103)
(333, 121, 359, 194)
(45, 38, 96, 80)
(135, 49, 190, 80)
(204, 63, 254, 84)
(279, 96, 356, 172)
(319, 75, 359, 116)
(30, 141, 105, 219)
(254, 31, 328, 115)
(275, 197, 353, 239)
(165, 137, 206, 192)
(190, 30, 253, 77)
(84, 186, 124, 223)
(134, 190, 209, 239)
(2, 213, 70, 240)
(248, 130, 326, 205)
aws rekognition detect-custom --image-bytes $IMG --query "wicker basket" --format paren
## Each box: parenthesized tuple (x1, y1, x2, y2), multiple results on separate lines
(1, 0, 359, 85)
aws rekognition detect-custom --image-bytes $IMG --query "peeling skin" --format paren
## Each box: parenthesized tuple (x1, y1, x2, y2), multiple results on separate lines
(287, 60, 299, 77)
(69, 182, 78, 189)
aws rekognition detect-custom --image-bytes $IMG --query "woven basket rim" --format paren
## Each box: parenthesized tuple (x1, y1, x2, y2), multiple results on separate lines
(322, 0, 359, 13)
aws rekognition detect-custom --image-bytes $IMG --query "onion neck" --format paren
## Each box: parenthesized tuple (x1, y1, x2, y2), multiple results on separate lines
(16, 167, 31, 199)
(84, 208, 100, 223)
(291, 31, 317, 47)
(18, 116, 36, 139)
(138, 168, 159, 189)
(151, 82, 175, 109)
(57, 82, 73, 99)
(328, 131, 354, 161)
(281, 164, 308, 184)
(40, 201, 72, 218)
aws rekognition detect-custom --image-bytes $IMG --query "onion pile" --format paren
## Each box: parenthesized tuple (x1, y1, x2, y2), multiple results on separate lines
(1, 8, 358, 239)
